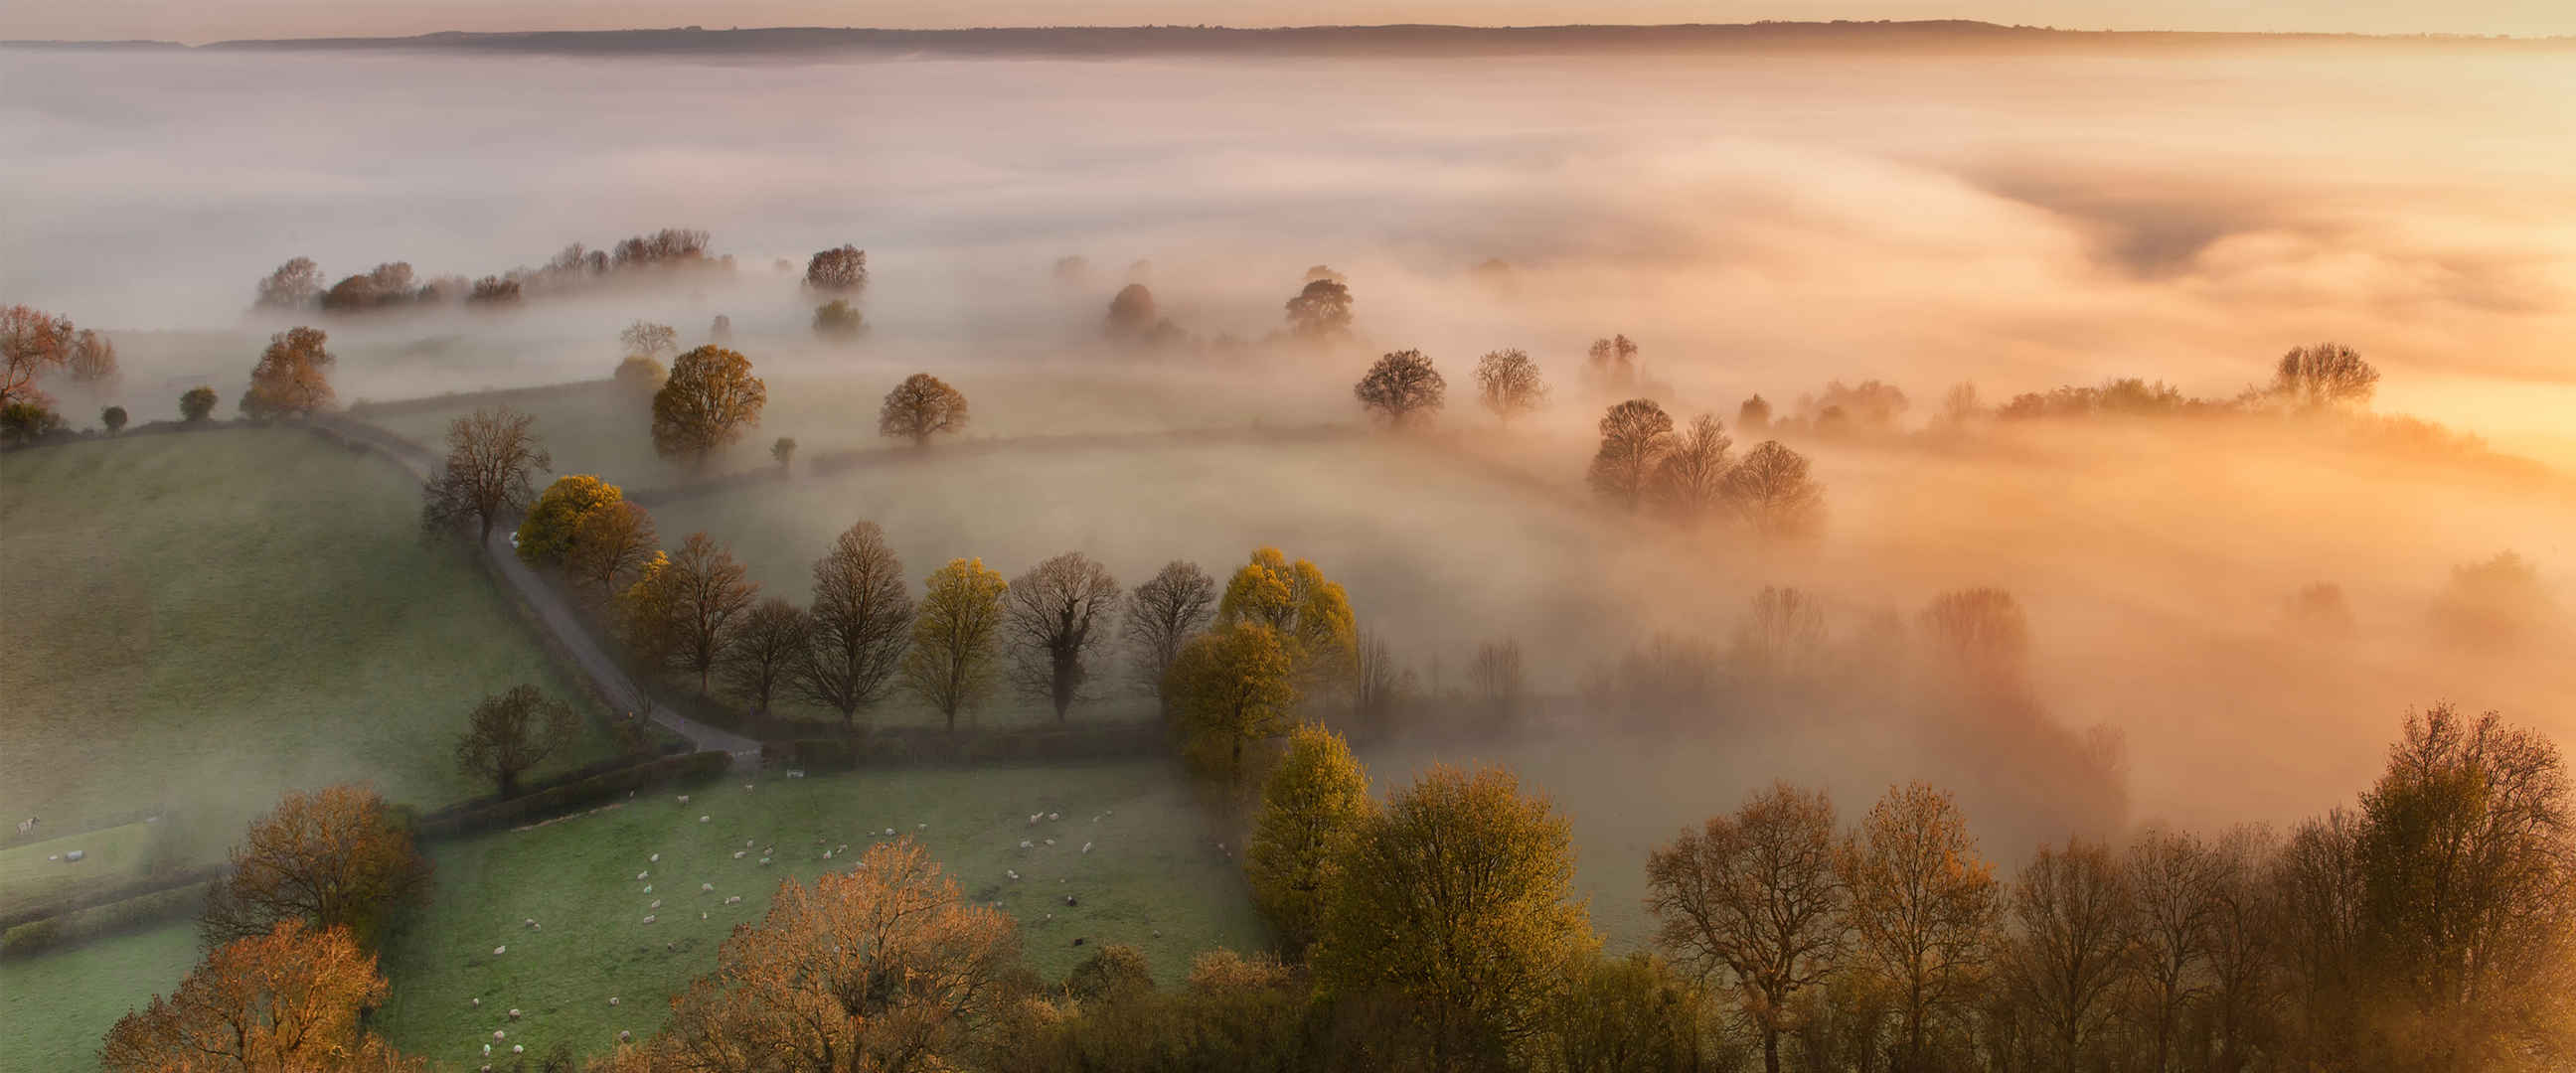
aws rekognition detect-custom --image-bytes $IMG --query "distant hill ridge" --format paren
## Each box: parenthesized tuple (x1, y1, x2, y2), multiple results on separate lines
(7, 21, 2570, 56)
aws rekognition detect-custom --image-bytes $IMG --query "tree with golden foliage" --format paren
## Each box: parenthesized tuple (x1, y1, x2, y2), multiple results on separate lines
(241, 326, 336, 417)
(1215, 547, 1357, 689)
(102, 921, 424, 1073)
(879, 372, 969, 447)
(1244, 724, 1371, 961)
(456, 684, 580, 798)
(567, 500, 659, 591)
(1315, 764, 1593, 1071)
(902, 558, 1008, 731)
(515, 474, 623, 566)
(652, 345, 767, 467)
(420, 406, 551, 544)
(1646, 782, 1848, 1073)
(201, 785, 430, 951)
(1588, 398, 1673, 511)
(1838, 782, 2001, 1070)
(639, 839, 1021, 1073)
(1166, 624, 1298, 785)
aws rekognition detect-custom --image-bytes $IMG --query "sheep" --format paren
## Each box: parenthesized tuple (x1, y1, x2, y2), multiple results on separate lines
(494, 1030, 507, 1040)
(507, 1008, 522, 1020)
(1029, 813, 1042, 825)
(642, 915, 657, 924)
(743, 783, 754, 791)
(724, 895, 741, 905)
(701, 911, 709, 920)
(1082, 843, 1093, 853)
(636, 870, 650, 880)
(917, 823, 928, 830)
(701, 882, 714, 892)
(745, 840, 755, 847)
(758, 857, 771, 865)
(484, 1043, 492, 1056)
(1006, 869, 1020, 880)
(514, 1045, 524, 1054)
(649, 853, 660, 863)
(1064, 895, 1078, 907)
(1048, 812, 1060, 822)
(677, 795, 690, 804)
(608, 996, 620, 1006)
(1019, 840, 1033, 849)
(649, 899, 662, 909)
(618, 1030, 632, 1043)
(699, 815, 710, 823)
(642, 884, 653, 893)
(883, 827, 895, 837)
(472, 997, 481, 1007)
(1045, 839, 1055, 846)
(493, 945, 508, 956)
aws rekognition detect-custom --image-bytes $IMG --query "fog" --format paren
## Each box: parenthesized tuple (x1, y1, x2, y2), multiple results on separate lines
(6, 42, 2571, 865)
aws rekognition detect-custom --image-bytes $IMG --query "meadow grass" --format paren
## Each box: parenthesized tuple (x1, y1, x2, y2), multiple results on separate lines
(0, 919, 199, 1073)
(370, 759, 1265, 1067)
(0, 428, 612, 889)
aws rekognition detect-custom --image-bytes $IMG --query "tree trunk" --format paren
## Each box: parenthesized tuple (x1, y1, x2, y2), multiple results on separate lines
(1764, 1026, 1782, 1073)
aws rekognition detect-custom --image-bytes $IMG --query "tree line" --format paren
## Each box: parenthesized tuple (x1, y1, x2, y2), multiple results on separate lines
(250, 229, 728, 315)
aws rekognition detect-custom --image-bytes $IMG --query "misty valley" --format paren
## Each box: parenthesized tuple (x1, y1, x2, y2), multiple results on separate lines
(2, 25, 2572, 1073)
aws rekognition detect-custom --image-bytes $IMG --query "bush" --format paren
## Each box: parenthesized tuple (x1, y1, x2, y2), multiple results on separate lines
(179, 385, 218, 422)
(0, 883, 206, 960)
(0, 401, 65, 445)
(813, 299, 865, 341)
(101, 405, 129, 434)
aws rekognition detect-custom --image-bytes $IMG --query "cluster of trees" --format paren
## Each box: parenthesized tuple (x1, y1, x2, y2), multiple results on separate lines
(1590, 399, 1825, 537)
(1, 304, 119, 444)
(599, 330, 975, 465)
(251, 229, 727, 316)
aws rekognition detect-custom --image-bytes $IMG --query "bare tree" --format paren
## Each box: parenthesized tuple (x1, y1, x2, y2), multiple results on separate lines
(1353, 349, 1446, 427)
(1650, 413, 1733, 525)
(1726, 440, 1825, 538)
(798, 522, 914, 732)
(2269, 342, 2378, 409)
(1648, 783, 1848, 1073)
(1919, 587, 2028, 688)
(419, 406, 550, 544)
(619, 321, 678, 362)
(879, 372, 969, 447)
(253, 257, 324, 310)
(454, 685, 578, 798)
(664, 533, 760, 693)
(1003, 551, 1122, 722)
(68, 329, 117, 389)
(1352, 630, 1411, 727)
(1474, 349, 1547, 426)
(1588, 398, 1674, 511)
(1121, 560, 1216, 706)
(1732, 586, 1827, 679)
(724, 598, 812, 716)
(1467, 638, 1527, 719)
(2006, 839, 2135, 1073)
(2126, 827, 2223, 1073)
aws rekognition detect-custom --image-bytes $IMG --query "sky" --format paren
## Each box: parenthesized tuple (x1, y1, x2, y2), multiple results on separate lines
(6, 0, 2573, 44)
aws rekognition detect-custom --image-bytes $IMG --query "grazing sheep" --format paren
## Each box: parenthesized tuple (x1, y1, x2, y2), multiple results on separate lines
(1019, 840, 1033, 849)
(649, 900, 661, 909)
(1045, 839, 1055, 846)
(1029, 814, 1042, 825)
(884, 827, 895, 837)
(822, 849, 832, 859)
(733, 850, 745, 858)
(745, 840, 754, 847)
(917, 823, 927, 830)
(493, 946, 507, 956)
(609, 996, 620, 1006)
(643, 884, 653, 893)
(758, 857, 770, 865)
(1082, 843, 1093, 853)
(484, 1043, 492, 1055)
(1006, 869, 1020, 880)
(494, 1030, 507, 1040)
(677, 795, 690, 804)
(743, 784, 754, 791)
(649, 853, 660, 862)
(472, 997, 481, 1007)
(513, 1045, 524, 1054)
(636, 870, 649, 880)
(1048, 813, 1060, 822)
(724, 895, 741, 905)
(699, 815, 710, 823)
(507, 1008, 522, 1019)
(642, 915, 657, 924)
(1064, 895, 1078, 907)
(701, 882, 714, 892)
(701, 911, 708, 920)
(619, 1030, 632, 1042)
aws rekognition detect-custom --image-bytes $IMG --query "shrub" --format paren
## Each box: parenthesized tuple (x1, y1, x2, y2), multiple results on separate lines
(0, 401, 65, 445)
(178, 386, 218, 422)
(101, 405, 129, 434)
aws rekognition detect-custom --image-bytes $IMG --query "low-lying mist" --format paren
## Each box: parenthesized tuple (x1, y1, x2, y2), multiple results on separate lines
(5, 40, 2570, 870)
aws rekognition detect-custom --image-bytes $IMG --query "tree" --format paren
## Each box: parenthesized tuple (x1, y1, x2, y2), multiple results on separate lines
(1732, 586, 1826, 679)
(1586, 334, 1641, 389)
(1284, 278, 1354, 341)
(1474, 349, 1546, 426)
(1004, 552, 1122, 722)
(1167, 624, 1297, 784)
(1064, 944, 1157, 1003)
(101, 405, 128, 434)
(2125, 826, 2223, 1073)
(1840, 782, 2001, 1071)
(200, 785, 431, 951)
(653, 346, 767, 467)
(1647, 783, 1848, 1073)
(710, 313, 733, 341)
(1316, 764, 1592, 1070)
(102, 921, 422, 1073)
(1244, 723, 1371, 961)
(1121, 560, 1216, 705)
(805, 243, 869, 293)
(1468, 638, 1527, 719)
(0, 401, 64, 445)
(614, 355, 667, 395)
(1542, 951, 1719, 1073)
(419, 406, 551, 544)
(454, 684, 578, 798)
(1106, 283, 1157, 340)
(1588, 398, 1674, 511)
(1215, 547, 1358, 689)
(319, 262, 417, 312)
(903, 558, 1009, 731)
(771, 435, 797, 471)
(879, 373, 969, 446)
(814, 299, 865, 340)
(241, 326, 335, 417)
(1738, 394, 1772, 434)
(515, 474, 623, 566)
(642, 840, 1021, 1073)
(1352, 630, 1411, 727)
(725, 598, 812, 716)
(799, 522, 915, 733)
(1354, 350, 1446, 427)
(253, 256, 324, 310)
(1726, 440, 1825, 538)
(619, 321, 679, 363)
(466, 275, 521, 305)
(1918, 587, 2027, 688)
(179, 385, 218, 422)
(69, 329, 117, 389)
(662, 533, 761, 693)
(1649, 413, 1733, 525)
(2005, 839, 2134, 1073)
(566, 501, 659, 591)
(2349, 704, 2574, 1066)
(2, 304, 74, 409)
(2270, 342, 2378, 409)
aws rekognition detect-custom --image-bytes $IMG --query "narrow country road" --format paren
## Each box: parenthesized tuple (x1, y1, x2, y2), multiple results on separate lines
(317, 416, 764, 769)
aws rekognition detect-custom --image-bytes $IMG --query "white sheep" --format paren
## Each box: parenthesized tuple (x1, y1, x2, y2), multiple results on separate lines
(884, 827, 895, 836)
(649, 899, 661, 909)
(1048, 812, 1060, 822)
(507, 1008, 522, 1020)
(608, 996, 620, 1006)
(699, 815, 711, 823)
(733, 850, 745, 858)
(1028, 813, 1042, 825)
(758, 857, 771, 865)
(636, 870, 649, 880)
(701, 882, 714, 892)
(745, 840, 754, 847)
(484, 1043, 492, 1055)
(1045, 839, 1055, 846)
(494, 1030, 507, 1040)
(493, 945, 507, 956)
(649, 853, 660, 862)
(1082, 843, 1093, 853)
(1019, 840, 1033, 849)
(917, 823, 927, 830)
(677, 795, 690, 804)
(643, 884, 653, 893)
(513, 1045, 524, 1054)
(472, 997, 481, 1007)
(1007, 869, 1020, 880)
(642, 915, 657, 924)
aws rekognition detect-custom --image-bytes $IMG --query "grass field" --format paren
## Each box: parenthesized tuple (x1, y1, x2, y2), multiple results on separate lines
(0, 428, 611, 889)
(370, 759, 1265, 1068)
(0, 919, 199, 1073)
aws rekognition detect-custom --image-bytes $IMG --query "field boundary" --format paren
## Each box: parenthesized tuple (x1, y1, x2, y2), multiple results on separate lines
(345, 378, 615, 420)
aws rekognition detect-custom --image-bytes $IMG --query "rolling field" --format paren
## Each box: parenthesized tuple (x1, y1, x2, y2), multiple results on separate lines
(0, 919, 199, 1073)
(370, 760, 1264, 1067)
(0, 429, 611, 884)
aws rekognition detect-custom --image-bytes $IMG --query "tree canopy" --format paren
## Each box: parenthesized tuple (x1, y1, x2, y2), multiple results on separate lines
(420, 406, 551, 544)
(1245, 723, 1371, 961)
(903, 557, 1010, 731)
(1354, 349, 1447, 427)
(1285, 278, 1354, 340)
(880, 372, 970, 446)
(800, 521, 915, 730)
(454, 684, 578, 797)
(200, 785, 430, 952)
(514, 474, 622, 566)
(652, 345, 768, 466)
(1215, 547, 1358, 688)
(805, 243, 869, 293)
(103, 921, 421, 1073)
(241, 326, 336, 418)
(1004, 551, 1122, 722)
(1475, 349, 1547, 426)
